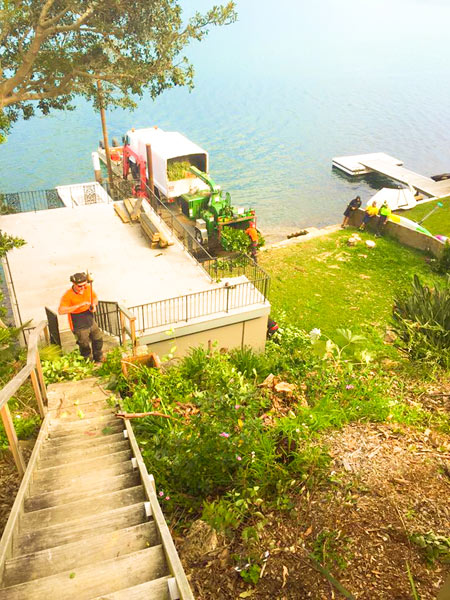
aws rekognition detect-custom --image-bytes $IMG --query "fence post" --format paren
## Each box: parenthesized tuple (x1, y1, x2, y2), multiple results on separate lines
(225, 284, 230, 313)
(185, 295, 189, 322)
(0, 404, 26, 476)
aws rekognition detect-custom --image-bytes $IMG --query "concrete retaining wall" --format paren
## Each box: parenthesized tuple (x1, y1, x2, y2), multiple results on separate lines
(348, 209, 444, 257)
(139, 306, 270, 359)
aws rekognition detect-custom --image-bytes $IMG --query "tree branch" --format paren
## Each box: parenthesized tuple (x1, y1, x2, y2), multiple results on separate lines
(38, 0, 58, 26)
(51, 5, 96, 34)
(3, 74, 73, 105)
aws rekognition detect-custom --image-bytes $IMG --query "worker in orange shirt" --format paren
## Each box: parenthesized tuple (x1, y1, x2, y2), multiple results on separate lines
(245, 222, 259, 263)
(58, 272, 103, 363)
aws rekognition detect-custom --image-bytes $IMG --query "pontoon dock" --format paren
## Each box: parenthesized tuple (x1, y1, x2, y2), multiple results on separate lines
(332, 152, 450, 198)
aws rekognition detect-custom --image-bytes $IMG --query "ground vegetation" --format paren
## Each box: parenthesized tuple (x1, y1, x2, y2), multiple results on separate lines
(1, 230, 449, 598)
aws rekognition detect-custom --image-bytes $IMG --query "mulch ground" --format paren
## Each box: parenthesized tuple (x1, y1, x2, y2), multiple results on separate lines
(182, 421, 450, 599)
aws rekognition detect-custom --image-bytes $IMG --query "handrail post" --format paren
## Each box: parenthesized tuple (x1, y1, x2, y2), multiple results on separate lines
(130, 317, 137, 357)
(35, 353, 48, 406)
(30, 368, 46, 418)
(120, 310, 126, 346)
(0, 404, 26, 476)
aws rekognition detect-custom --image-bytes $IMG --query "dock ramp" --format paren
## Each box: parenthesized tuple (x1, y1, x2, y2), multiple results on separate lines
(332, 152, 450, 198)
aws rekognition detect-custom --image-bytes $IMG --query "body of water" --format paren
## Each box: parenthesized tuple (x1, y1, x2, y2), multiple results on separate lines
(1, 0, 450, 239)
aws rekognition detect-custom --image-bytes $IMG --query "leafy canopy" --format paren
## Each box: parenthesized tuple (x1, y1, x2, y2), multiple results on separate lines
(0, 0, 236, 141)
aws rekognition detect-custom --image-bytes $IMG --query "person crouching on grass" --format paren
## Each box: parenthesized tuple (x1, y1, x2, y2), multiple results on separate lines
(58, 272, 103, 364)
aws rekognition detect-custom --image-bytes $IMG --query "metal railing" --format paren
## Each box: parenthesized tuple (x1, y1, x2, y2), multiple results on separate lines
(0, 189, 64, 213)
(129, 277, 269, 335)
(140, 181, 215, 265)
(0, 321, 49, 475)
(203, 254, 271, 297)
(56, 182, 110, 207)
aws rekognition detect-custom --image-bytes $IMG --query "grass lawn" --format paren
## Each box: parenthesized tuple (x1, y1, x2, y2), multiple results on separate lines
(260, 229, 443, 352)
(397, 195, 450, 236)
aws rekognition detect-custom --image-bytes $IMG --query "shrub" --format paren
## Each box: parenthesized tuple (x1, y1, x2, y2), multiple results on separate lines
(392, 275, 450, 368)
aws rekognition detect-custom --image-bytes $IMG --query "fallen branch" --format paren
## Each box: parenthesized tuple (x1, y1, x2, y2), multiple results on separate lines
(115, 410, 181, 422)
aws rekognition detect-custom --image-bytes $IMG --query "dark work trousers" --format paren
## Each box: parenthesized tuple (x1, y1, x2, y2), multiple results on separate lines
(250, 241, 258, 263)
(73, 322, 103, 361)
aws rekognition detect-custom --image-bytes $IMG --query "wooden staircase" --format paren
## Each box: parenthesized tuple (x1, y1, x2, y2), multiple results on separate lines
(0, 378, 194, 600)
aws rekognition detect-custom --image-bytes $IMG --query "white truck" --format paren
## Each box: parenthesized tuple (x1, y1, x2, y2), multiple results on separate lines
(122, 127, 210, 199)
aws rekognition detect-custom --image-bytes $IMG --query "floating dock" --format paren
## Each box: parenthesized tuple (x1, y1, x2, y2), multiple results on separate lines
(332, 152, 450, 198)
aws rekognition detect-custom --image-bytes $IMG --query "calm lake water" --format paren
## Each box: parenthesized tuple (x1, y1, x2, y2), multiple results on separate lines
(1, 0, 450, 239)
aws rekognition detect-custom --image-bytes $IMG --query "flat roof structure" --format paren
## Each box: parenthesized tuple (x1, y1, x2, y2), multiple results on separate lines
(0, 202, 218, 332)
(332, 152, 450, 198)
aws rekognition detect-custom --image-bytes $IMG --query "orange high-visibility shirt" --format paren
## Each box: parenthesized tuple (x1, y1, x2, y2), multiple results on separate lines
(59, 286, 98, 331)
(245, 226, 258, 243)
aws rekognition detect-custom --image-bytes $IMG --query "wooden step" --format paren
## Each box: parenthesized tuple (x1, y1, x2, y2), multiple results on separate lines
(49, 404, 114, 421)
(32, 449, 133, 485)
(21, 485, 145, 530)
(4, 522, 159, 586)
(14, 503, 149, 555)
(44, 424, 125, 448)
(29, 460, 134, 496)
(48, 415, 121, 438)
(25, 470, 140, 512)
(40, 430, 126, 454)
(91, 576, 172, 600)
(47, 378, 111, 406)
(0, 546, 168, 600)
(38, 438, 130, 468)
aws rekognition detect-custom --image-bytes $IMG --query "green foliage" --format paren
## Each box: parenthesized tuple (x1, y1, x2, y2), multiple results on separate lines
(220, 227, 265, 253)
(392, 275, 450, 368)
(0, 1, 237, 139)
(0, 413, 40, 451)
(239, 563, 261, 585)
(432, 242, 450, 274)
(41, 351, 95, 383)
(38, 344, 62, 362)
(220, 228, 250, 253)
(167, 161, 192, 181)
(0, 230, 25, 258)
(311, 529, 351, 571)
(410, 531, 450, 564)
(93, 320, 448, 534)
(309, 328, 372, 365)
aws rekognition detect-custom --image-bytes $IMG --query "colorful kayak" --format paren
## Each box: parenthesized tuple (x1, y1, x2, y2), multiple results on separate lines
(388, 213, 433, 237)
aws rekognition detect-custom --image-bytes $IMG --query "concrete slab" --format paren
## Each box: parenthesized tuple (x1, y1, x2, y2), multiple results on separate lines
(0, 202, 215, 331)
